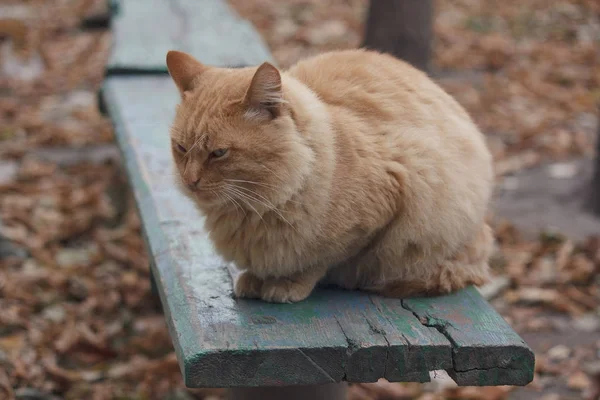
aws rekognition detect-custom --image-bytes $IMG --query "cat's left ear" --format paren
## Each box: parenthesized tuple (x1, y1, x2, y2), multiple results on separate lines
(166, 50, 207, 96)
(244, 62, 284, 119)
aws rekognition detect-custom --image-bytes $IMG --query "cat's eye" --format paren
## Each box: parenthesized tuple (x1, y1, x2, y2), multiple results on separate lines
(211, 148, 228, 159)
(176, 143, 186, 153)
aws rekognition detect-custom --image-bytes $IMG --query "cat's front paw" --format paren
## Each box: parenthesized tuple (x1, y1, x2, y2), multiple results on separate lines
(233, 271, 263, 299)
(260, 278, 313, 303)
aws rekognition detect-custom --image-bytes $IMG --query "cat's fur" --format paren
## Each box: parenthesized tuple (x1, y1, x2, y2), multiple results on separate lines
(166, 49, 494, 303)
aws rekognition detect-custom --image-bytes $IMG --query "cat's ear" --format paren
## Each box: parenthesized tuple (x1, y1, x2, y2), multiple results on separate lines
(244, 62, 284, 119)
(166, 50, 207, 96)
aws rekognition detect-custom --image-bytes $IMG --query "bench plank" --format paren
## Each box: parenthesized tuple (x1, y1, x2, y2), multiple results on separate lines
(101, 76, 522, 387)
(403, 287, 535, 386)
(107, 0, 273, 73)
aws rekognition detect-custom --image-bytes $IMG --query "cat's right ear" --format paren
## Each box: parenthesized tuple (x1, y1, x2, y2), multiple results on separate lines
(166, 51, 207, 96)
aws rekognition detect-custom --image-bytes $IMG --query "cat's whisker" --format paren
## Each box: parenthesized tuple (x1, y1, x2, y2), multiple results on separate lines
(223, 179, 278, 189)
(228, 180, 302, 206)
(222, 189, 246, 217)
(212, 189, 230, 212)
(258, 163, 289, 182)
(223, 179, 304, 206)
(184, 132, 208, 158)
(225, 184, 264, 208)
(256, 165, 304, 205)
(226, 184, 279, 210)
(227, 186, 265, 224)
(226, 185, 274, 213)
(213, 188, 227, 208)
(221, 193, 238, 216)
(169, 125, 185, 137)
(227, 184, 283, 212)
(226, 184, 297, 232)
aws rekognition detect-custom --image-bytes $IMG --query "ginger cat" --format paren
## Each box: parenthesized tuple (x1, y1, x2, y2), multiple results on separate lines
(166, 49, 494, 303)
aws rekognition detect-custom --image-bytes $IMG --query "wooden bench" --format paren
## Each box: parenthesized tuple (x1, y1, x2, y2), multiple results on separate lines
(102, 1, 535, 398)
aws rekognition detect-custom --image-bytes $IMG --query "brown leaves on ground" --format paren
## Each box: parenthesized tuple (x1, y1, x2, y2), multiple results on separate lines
(0, 0, 114, 158)
(435, 0, 599, 168)
(0, 160, 193, 399)
(1, 0, 599, 399)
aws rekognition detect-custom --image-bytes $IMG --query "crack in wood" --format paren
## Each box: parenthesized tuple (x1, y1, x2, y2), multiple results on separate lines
(453, 364, 519, 373)
(400, 299, 461, 374)
(401, 300, 456, 343)
(332, 315, 352, 381)
(333, 316, 358, 353)
(367, 296, 392, 379)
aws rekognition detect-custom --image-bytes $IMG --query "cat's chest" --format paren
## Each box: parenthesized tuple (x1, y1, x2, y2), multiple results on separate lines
(206, 211, 308, 274)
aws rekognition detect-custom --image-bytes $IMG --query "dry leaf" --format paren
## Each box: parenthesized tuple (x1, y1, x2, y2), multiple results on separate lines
(569, 371, 592, 391)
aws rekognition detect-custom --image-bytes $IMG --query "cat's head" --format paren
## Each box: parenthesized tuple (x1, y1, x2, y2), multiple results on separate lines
(166, 51, 314, 210)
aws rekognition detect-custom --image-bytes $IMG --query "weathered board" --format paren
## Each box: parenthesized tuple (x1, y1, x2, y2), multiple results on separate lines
(404, 287, 534, 386)
(102, 75, 535, 387)
(107, 0, 273, 73)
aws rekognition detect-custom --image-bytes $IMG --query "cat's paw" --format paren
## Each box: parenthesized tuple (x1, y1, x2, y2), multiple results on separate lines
(260, 278, 313, 303)
(233, 271, 263, 299)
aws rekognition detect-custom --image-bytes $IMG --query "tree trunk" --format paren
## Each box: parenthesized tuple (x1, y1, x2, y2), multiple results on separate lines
(362, 0, 433, 72)
(590, 108, 600, 215)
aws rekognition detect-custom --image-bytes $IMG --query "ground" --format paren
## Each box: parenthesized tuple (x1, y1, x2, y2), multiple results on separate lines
(0, 0, 599, 399)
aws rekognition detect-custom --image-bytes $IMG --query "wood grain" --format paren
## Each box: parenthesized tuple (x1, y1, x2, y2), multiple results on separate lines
(103, 75, 534, 387)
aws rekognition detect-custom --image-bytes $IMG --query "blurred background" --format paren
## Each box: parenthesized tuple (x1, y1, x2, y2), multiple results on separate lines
(0, 0, 599, 399)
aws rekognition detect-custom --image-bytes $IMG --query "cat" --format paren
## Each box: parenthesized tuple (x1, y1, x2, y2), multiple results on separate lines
(165, 49, 494, 303)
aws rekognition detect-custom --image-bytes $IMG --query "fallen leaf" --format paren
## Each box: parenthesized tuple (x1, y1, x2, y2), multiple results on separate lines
(547, 345, 571, 361)
(569, 371, 592, 391)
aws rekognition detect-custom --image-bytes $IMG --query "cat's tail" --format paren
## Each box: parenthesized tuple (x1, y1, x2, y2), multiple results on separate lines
(377, 223, 493, 298)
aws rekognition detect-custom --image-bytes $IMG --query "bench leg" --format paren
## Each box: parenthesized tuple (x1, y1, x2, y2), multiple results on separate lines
(228, 383, 347, 400)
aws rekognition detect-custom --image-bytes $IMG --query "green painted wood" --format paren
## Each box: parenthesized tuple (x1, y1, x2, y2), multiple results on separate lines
(403, 287, 535, 386)
(107, 0, 273, 73)
(370, 297, 451, 382)
(102, 75, 534, 387)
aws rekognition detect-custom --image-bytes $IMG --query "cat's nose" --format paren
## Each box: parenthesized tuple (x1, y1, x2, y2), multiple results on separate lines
(186, 177, 201, 190)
